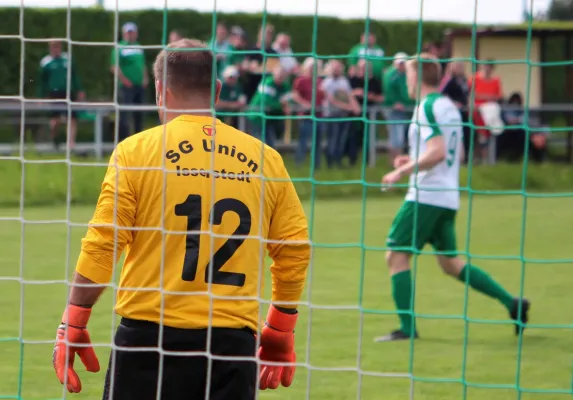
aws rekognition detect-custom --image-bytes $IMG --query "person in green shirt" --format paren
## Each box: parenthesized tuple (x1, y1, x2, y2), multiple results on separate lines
(347, 32, 386, 79)
(383, 52, 413, 163)
(224, 26, 248, 71)
(209, 23, 231, 78)
(247, 66, 293, 148)
(110, 22, 149, 141)
(37, 40, 85, 151)
(216, 65, 247, 129)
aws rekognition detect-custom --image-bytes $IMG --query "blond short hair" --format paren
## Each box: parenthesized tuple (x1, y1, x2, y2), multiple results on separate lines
(153, 38, 213, 95)
(301, 57, 322, 73)
(406, 53, 442, 87)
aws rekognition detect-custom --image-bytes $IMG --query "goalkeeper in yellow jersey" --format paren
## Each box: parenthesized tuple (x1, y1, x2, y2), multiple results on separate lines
(52, 39, 310, 400)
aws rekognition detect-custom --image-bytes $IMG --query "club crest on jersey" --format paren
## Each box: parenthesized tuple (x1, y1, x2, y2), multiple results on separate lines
(202, 125, 214, 136)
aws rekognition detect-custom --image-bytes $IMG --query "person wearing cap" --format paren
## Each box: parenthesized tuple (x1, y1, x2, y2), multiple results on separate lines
(216, 65, 247, 129)
(347, 32, 386, 79)
(271, 33, 299, 75)
(110, 22, 149, 141)
(382, 52, 413, 164)
(225, 26, 248, 72)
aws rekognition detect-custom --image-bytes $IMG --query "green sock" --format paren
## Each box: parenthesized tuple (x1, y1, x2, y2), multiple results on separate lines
(458, 264, 514, 311)
(391, 270, 415, 335)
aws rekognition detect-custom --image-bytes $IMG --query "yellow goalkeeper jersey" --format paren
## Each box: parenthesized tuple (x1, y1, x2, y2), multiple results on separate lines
(75, 115, 310, 332)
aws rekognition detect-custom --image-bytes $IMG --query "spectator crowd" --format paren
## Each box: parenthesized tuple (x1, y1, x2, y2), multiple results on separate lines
(36, 21, 548, 165)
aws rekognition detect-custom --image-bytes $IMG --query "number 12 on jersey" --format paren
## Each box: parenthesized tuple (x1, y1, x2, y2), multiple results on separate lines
(174, 194, 252, 287)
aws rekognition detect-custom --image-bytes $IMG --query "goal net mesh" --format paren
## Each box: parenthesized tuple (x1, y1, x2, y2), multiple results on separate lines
(1, 1, 572, 400)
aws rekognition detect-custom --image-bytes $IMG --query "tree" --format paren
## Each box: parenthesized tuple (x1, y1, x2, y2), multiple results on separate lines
(547, 0, 573, 20)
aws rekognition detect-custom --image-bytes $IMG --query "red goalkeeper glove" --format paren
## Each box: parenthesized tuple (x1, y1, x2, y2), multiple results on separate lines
(257, 305, 298, 390)
(53, 304, 100, 393)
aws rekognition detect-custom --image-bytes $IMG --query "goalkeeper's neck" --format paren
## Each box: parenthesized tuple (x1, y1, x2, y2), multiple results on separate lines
(156, 68, 222, 123)
(160, 100, 214, 124)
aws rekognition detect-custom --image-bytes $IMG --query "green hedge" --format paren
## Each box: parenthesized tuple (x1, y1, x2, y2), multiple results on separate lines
(2, 154, 572, 208)
(0, 8, 460, 99)
(0, 8, 569, 143)
(0, 8, 569, 100)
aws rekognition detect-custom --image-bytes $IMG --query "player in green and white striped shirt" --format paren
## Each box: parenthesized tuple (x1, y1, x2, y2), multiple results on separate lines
(377, 53, 530, 342)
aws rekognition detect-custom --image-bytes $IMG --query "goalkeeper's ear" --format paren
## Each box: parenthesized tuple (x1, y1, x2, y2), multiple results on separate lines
(213, 79, 222, 106)
(155, 79, 164, 108)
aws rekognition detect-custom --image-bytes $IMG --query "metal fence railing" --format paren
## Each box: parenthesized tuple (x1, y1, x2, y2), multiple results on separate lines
(0, 99, 571, 165)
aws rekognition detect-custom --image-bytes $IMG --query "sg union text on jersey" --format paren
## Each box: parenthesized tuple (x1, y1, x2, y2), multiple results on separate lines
(165, 139, 259, 183)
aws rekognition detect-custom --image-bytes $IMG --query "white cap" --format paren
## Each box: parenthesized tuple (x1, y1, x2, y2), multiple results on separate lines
(393, 52, 408, 65)
(223, 65, 239, 79)
(230, 26, 246, 37)
(122, 22, 138, 33)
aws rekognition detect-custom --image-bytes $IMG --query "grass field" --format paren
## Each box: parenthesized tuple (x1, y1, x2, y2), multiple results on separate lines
(1, 195, 573, 400)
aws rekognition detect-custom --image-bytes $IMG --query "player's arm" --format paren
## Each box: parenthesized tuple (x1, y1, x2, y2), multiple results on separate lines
(320, 79, 348, 110)
(71, 62, 85, 100)
(325, 89, 353, 111)
(76, 145, 137, 287)
(110, 48, 131, 87)
(327, 92, 351, 110)
(367, 80, 384, 103)
(290, 91, 311, 111)
(347, 84, 362, 113)
(290, 79, 312, 109)
(279, 91, 293, 114)
(53, 146, 137, 394)
(394, 130, 446, 177)
(110, 64, 129, 85)
(258, 156, 310, 391)
(267, 167, 310, 308)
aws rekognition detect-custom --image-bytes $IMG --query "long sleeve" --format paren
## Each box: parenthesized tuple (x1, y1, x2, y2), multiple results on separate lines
(382, 69, 394, 106)
(386, 75, 400, 106)
(266, 164, 311, 307)
(75, 146, 137, 284)
(398, 76, 412, 105)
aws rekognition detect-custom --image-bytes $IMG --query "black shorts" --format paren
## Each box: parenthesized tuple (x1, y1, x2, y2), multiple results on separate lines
(102, 318, 257, 400)
(48, 90, 77, 119)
